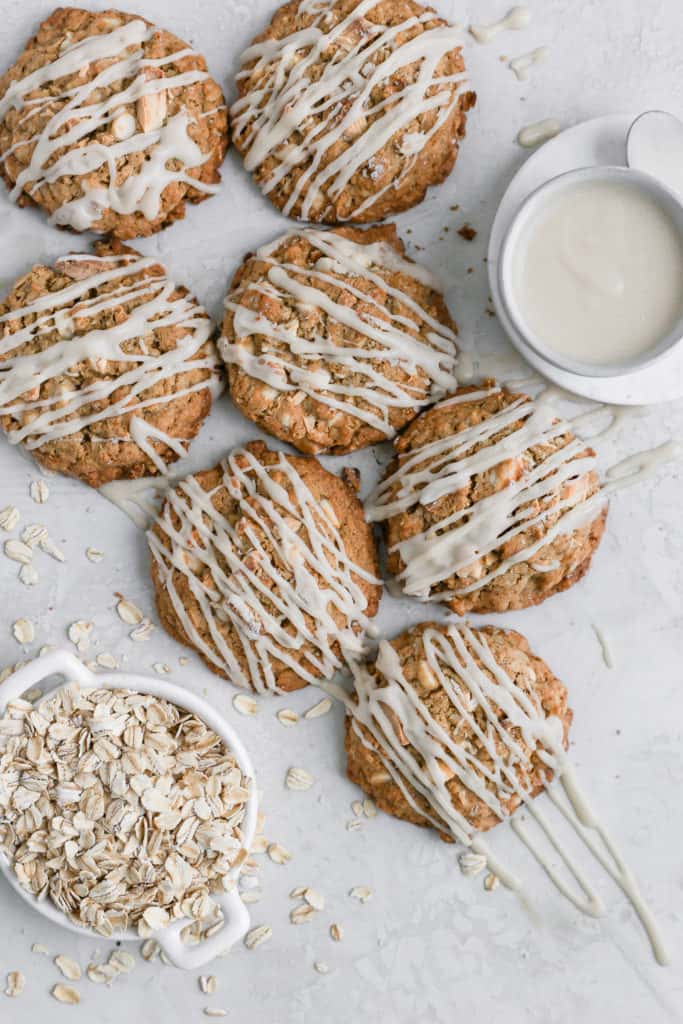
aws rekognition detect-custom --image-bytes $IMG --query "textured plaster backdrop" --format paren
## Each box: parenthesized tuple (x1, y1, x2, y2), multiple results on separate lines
(0, 0, 682, 1021)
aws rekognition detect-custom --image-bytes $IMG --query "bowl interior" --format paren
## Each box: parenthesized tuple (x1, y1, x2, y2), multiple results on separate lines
(499, 165, 683, 378)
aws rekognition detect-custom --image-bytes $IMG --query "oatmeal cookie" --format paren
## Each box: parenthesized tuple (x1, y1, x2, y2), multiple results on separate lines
(148, 441, 381, 693)
(231, 0, 476, 223)
(220, 223, 459, 455)
(345, 620, 572, 837)
(0, 8, 228, 237)
(367, 382, 607, 613)
(0, 240, 221, 488)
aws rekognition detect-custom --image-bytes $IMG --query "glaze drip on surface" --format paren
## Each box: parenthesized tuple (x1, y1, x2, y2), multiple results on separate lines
(221, 228, 459, 436)
(148, 447, 379, 693)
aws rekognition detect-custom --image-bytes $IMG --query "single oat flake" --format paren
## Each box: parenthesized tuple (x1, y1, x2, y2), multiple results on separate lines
(29, 480, 50, 504)
(86, 547, 104, 563)
(349, 886, 373, 903)
(4, 539, 32, 564)
(199, 975, 217, 994)
(267, 842, 292, 865)
(233, 694, 259, 717)
(304, 697, 332, 720)
(5, 970, 25, 997)
(276, 708, 298, 727)
(116, 598, 143, 625)
(285, 767, 314, 791)
(12, 618, 34, 645)
(55, 954, 81, 981)
(244, 925, 272, 949)
(0, 506, 20, 531)
(52, 983, 80, 1004)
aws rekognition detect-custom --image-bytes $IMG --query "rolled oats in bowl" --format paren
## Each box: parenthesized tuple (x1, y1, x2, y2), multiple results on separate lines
(0, 683, 251, 939)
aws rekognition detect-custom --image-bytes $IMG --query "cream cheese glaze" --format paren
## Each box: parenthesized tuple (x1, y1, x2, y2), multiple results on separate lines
(343, 622, 670, 965)
(0, 18, 220, 231)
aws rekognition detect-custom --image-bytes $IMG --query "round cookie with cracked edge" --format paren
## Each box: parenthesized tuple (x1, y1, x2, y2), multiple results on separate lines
(367, 381, 607, 614)
(148, 441, 382, 693)
(0, 8, 228, 238)
(0, 240, 222, 488)
(345, 620, 572, 839)
(231, 0, 476, 224)
(220, 224, 459, 455)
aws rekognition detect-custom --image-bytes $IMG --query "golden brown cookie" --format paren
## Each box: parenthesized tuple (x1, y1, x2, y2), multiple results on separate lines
(148, 441, 382, 693)
(231, 0, 476, 223)
(367, 382, 607, 613)
(345, 620, 572, 838)
(0, 8, 228, 237)
(0, 241, 221, 488)
(220, 224, 459, 455)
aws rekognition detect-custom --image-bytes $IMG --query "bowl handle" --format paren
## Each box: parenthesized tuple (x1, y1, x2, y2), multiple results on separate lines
(0, 648, 95, 714)
(153, 888, 251, 970)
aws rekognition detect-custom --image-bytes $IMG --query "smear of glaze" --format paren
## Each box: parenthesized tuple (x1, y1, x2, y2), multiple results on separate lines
(509, 46, 549, 80)
(469, 6, 531, 44)
(516, 118, 561, 147)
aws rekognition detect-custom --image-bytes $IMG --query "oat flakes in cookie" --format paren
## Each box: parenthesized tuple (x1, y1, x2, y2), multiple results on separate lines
(0, 683, 251, 937)
(344, 621, 572, 837)
(148, 441, 381, 693)
(0, 241, 221, 487)
(367, 382, 607, 613)
(220, 224, 459, 455)
(231, 0, 476, 223)
(0, 8, 228, 237)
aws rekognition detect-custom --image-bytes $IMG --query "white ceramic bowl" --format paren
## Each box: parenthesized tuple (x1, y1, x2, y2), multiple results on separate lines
(0, 649, 258, 970)
(498, 164, 683, 378)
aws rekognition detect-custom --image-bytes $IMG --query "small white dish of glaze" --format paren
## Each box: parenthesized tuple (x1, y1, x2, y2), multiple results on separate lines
(0, 649, 258, 970)
(489, 113, 683, 404)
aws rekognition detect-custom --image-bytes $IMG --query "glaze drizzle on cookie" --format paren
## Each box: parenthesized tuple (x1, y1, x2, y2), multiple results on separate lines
(345, 622, 669, 964)
(221, 228, 459, 436)
(0, 18, 219, 231)
(231, 0, 469, 220)
(0, 251, 221, 470)
(148, 447, 379, 693)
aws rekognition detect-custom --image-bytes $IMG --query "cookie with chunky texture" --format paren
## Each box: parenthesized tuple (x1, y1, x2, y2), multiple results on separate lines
(220, 224, 459, 455)
(367, 382, 607, 613)
(345, 620, 572, 838)
(231, 0, 476, 223)
(148, 441, 381, 693)
(0, 8, 228, 237)
(0, 241, 221, 487)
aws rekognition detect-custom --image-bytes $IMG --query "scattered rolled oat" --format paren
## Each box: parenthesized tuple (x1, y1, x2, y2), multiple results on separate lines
(458, 851, 487, 878)
(30, 480, 50, 504)
(67, 620, 92, 652)
(5, 970, 24, 997)
(351, 800, 363, 816)
(0, 685, 251, 939)
(204, 1010, 227, 1018)
(290, 904, 315, 925)
(314, 961, 329, 975)
(95, 653, 118, 670)
(199, 975, 217, 994)
(21, 524, 46, 548)
(346, 819, 363, 831)
(152, 663, 170, 675)
(108, 950, 135, 974)
(86, 547, 104, 563)
(276, 708, 298, 727)
(52, 984, 80, 1004)
(55, 954, 82, 981)
(129, 618, 154, 642)
(349, 886, 372, 903)
(116, 598, 143, 625)
(86, 963, 114, 985)
(19, 563, 39, 586)
(290, 886, 306, 898)
(11, 618, 34, 645)
(233, 694, 259, 717)
(330, 923, 343, 942)
(484, 872, 499, 892)
(0, 506, 20, 531)
(304, 697, 332, 720)
(267, 842, 292, 865)
(362, 798, 377, 818)
(285, 766, 314, 791)
(304, 887, 324, 910)
(4, 539, 32, 564)
(32, 943, 49, 955)
(140, 940, 159, 962)
(244, 924, 272, 949)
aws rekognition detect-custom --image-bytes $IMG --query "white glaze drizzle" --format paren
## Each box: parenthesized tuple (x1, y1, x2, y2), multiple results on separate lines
(509, 46, 548, 81)
(0, 251, 221, 465)
(469, 6, 530, 45)
(231, 0, 468, 220)
(344, 622, 670, 965)
(516, 118, 561, 148)
(220, 228, 459, 435)
(366, 387, 604, 600)
(148, 446, 379, 693)
(0, 19, 218, 230)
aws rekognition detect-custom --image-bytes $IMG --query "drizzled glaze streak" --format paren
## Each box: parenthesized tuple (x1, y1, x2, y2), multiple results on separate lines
(0, 251, 220, 472)
(221, 228, 459, 436)
(231, 0, 469, 221)
(148, 446, 379, 693)
(345, 622, 669, 964)
(366, 387, 604, 600)
(0, 18, 219, 231)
